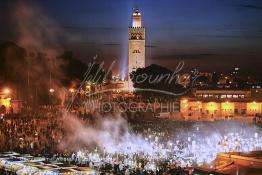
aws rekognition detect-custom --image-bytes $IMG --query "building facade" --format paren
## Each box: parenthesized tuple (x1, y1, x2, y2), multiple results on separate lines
(180, 89, 262, 121)
(193, 89, 251, 99)
(128, 8, 145, 91)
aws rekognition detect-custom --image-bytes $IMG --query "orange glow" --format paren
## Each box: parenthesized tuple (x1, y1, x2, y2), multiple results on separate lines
(180, 99, 189, 113)
(69, 88, 75, 93)
(221, 102, 234, 112)
(3, 88, 10, 94)
(196, 101, 202, 109)
(182, 99, 188, 103)
(0, 98, 11, 108)
(206, 102, 219, 112)
(181, 99, 188, 109)
(247, 101, 260, 114)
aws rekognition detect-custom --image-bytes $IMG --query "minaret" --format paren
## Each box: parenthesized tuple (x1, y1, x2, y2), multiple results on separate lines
(128, 8, 145, 91)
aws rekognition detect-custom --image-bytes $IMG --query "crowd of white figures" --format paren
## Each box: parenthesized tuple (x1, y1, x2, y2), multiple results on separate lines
(70, 121, 262, 171)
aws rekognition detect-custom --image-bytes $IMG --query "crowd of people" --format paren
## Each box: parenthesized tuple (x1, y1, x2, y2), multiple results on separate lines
(0, 106, 262, 174)
(0, 106, 64, 154)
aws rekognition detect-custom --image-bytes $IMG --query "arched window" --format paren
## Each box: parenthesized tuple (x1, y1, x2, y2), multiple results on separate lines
(133, 50, 141, 53)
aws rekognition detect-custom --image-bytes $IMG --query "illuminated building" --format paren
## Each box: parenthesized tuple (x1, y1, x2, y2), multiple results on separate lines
(193, 89, 251, 99)
(180, 87, 262, 120)
(128, 8, 145, 91)
(180, 97, 262, 121)
(221, 101, 235, 116)
(204, 102, 220, 116)
(101, 80, 128, 95)
(247, 101, 261, 115)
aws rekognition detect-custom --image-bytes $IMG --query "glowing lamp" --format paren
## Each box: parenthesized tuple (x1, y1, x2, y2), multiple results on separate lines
(69, 88, 75, 93)
(49, 88, 55, 93)
(182, 99, 188, 103)
(3, 88, 10, 94)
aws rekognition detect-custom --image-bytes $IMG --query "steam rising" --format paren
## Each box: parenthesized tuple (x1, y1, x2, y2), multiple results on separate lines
(60, 113, 153, 154)
(61, 113, 262, 166)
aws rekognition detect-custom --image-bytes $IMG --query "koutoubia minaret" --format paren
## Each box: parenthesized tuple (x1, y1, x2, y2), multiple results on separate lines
(128, 8, 145, 91)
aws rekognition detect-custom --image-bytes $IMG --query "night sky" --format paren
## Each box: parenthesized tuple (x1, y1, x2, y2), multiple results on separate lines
(0, 0, 262, 74)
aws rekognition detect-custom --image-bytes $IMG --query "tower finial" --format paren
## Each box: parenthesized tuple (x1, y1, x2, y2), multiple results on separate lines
(135, 5, 139, 11)
(131, 6, 142, 27)
(133, 5, 139, 13)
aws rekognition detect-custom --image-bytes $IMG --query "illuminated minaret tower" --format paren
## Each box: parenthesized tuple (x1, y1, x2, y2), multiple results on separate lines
(128, 8, 145, 91)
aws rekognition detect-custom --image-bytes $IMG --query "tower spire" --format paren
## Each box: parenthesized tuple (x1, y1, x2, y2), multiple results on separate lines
(128, 7, 145, 91)
(132, 6, 142, 27)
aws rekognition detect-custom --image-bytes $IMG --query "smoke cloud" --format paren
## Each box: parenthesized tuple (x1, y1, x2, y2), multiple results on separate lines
(3, 2, 75, 104)
(59, 113, 154, 154)
(60, 112, 262, 166)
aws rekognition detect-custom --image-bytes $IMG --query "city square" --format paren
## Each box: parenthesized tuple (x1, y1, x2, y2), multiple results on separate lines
(0, 0, 262, 174)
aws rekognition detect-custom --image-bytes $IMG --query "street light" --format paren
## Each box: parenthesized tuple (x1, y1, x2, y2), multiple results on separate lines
(48, 88, 55, 106)
(3, 88, 10, 95)
(69, 88, 75, 104)
(69, 88, 75, 93)
(49, 88, 55, 93)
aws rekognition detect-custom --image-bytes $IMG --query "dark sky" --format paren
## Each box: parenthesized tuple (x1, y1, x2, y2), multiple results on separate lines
(0, 0, 262, 75)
